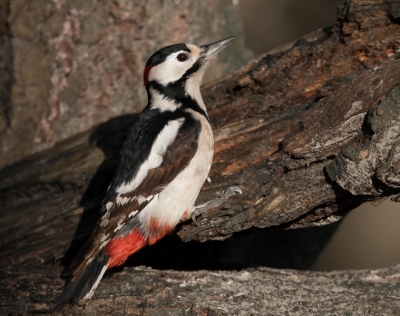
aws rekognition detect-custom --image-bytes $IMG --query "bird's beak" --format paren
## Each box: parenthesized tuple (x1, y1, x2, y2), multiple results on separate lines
(200, 36, 235, 59)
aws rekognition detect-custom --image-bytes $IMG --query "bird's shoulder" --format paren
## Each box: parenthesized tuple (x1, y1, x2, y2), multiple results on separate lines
(110, 107, 202, 193)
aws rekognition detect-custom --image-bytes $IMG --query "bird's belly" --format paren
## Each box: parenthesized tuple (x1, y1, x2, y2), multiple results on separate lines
(139, 118, 213, 231)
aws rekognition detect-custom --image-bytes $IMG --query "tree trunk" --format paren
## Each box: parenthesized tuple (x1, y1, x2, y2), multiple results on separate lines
(0, 0, 247, 168)
(1, 0, 400, 314)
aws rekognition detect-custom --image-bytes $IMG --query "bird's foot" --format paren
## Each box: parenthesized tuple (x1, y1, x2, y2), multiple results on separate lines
(192, 186, 242, 225)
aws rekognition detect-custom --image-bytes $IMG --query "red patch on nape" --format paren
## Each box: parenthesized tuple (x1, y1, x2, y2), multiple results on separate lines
(147, 217, 174, 245)
(143, 65, 153, 86)
(106, 230, 147, 268)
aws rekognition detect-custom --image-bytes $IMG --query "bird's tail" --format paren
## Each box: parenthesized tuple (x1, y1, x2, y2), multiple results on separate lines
(57, 250, 109, 306)
(30, 251, 109, 314)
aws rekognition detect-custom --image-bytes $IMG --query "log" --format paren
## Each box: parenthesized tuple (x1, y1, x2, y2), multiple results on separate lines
(1, 0, 400, 314)
(2, 263, 400, 315)
(2, 0, 400, 266)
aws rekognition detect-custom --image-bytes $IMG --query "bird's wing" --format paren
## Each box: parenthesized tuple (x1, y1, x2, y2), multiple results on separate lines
(69, 114, 201, 278)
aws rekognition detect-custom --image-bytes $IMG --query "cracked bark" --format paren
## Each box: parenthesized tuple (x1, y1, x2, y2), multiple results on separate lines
(4, 264, 400, 315)
(1, 0, 400, 315)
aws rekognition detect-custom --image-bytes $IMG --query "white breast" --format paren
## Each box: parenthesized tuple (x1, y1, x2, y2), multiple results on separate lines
(139, 109, 214, 229)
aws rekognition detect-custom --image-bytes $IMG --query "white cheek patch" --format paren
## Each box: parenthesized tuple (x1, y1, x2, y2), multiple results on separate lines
(116, 118, 185, 195)
(149, 50, 197, 85)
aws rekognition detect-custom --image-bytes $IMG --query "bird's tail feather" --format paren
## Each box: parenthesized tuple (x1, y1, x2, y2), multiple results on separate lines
(30, 251, 108, 314)
(57, 251, 109, 306)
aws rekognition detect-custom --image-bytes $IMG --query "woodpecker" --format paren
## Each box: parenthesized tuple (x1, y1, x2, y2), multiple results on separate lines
(35, 36, 241, 311)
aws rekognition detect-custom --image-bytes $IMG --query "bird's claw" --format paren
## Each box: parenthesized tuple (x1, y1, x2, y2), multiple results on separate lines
(192, 185, 242, 226)
(222, 185, 242, 197)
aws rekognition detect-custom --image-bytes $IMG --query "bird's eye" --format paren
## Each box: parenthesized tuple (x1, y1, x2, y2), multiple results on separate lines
(176, 53, 189, 62)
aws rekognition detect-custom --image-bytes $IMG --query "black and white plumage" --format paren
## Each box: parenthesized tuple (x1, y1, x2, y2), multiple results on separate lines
(35, 36, 238, 312)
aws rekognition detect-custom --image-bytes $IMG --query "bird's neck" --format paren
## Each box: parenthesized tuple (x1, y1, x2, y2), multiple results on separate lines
(146, 79, 207, 118)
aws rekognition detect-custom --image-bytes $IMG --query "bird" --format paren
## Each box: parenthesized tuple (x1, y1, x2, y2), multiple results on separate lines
(33, 36, 241, 312)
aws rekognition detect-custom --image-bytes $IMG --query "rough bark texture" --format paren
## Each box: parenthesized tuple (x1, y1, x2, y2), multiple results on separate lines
(0, 0, 247, 168)
(0, 0, 11, 135)
(2, 0, 400, 264)
(2, 263, 400, 316)
(1, 0, 400, 314)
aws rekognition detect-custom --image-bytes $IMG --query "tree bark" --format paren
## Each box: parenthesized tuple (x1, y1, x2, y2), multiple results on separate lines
(2, 263, 400, 315)
(0, 0, 11, 135)
(1, 0, 400, 314)
(0, 0, 247, 168)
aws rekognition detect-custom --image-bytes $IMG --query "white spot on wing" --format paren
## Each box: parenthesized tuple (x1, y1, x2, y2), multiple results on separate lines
(129, 210, 138, 218)
(116, 195, 130, 205)
(114, 217, 126, 232)
(99, 240, 108, 250)
(116, 118, 185, 194)
(100, 211, 110, 227)
(106, 201, 113, 211)
(137, 195, 146, 205)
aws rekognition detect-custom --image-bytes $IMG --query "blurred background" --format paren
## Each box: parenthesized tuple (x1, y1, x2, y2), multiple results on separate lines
(238, 0, 400, 271)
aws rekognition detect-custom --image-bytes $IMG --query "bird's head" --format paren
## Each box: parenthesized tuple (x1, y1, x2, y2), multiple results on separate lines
(143, 37, 235, 111)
